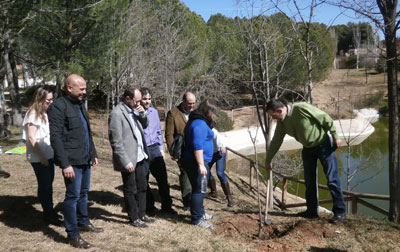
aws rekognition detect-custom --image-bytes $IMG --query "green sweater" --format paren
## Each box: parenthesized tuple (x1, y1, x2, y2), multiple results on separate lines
(265, 103, 339, 164)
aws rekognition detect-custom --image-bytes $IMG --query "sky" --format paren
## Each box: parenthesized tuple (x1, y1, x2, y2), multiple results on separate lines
(180, 0, 368, 27)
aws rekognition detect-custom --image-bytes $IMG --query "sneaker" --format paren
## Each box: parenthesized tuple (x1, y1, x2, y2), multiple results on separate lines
(131, 219, 148, 228)
(202, 213, 213, 221)
(296, 210, 319, 219)
(141, 215, 156, 223)
(329, 215, 345, 225)
(195, 219, 214, 230)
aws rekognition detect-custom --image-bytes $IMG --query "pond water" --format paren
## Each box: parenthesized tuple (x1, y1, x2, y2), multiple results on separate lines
(259, 117, 389, 219)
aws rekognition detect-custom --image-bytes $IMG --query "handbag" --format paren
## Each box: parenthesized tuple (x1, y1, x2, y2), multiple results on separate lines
(169, 134, 184, 160)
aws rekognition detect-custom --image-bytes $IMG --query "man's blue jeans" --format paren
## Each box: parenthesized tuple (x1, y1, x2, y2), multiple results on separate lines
(63, 165, 91, 238)
(31, 160, 56, 217)
(302, 137, 346, 216)
(182, 158, 210, 224)
(208, 151, 228, 184)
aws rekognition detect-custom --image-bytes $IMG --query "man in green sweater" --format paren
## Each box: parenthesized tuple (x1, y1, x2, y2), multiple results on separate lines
(265, 99, 346, 224)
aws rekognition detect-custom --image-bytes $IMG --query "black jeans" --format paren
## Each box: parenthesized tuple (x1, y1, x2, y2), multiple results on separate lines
(146, 145, 173, 210)
(121, 160, 147, 221)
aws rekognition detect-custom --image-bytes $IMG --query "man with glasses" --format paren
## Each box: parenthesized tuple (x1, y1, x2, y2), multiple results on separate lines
(108, 86, 155, 228)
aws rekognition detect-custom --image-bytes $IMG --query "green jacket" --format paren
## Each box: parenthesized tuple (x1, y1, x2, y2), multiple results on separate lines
(265, 103, 339, 164)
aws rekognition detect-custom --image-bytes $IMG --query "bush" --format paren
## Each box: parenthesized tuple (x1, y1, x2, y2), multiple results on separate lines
(376, 56, 386, 73)
(354, 90, 386, 109)
(344, 55, 357, 68)
(215, 109, 233, 132)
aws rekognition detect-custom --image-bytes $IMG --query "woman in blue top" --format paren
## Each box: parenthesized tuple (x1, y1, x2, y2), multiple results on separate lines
(182, 99, 216, 229)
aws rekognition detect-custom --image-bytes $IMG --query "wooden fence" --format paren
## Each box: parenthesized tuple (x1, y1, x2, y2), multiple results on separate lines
(226, 147, 390, 217)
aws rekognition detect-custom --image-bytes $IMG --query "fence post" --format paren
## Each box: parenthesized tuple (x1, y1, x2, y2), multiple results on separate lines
(281, 178, 288, 209)
(269, 170, 273, 208)
(352, 197, 358, 215)
(249, 161, 253, 190)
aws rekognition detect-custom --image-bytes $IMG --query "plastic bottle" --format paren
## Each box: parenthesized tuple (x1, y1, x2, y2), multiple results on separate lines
(201, 175, 208, 193)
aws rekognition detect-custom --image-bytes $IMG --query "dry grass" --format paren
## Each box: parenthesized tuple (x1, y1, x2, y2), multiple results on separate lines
(0, 122, 258, 252)
(1, 119, 400, 252)
(1, 69, 400, 252)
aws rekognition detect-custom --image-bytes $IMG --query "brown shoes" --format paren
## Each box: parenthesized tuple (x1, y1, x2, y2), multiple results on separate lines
(79, 223, 104, 233)
(67, 236, 91, 249)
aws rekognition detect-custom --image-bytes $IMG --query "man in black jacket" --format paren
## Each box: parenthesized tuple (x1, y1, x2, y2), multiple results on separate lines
(48, 74, 102, 249)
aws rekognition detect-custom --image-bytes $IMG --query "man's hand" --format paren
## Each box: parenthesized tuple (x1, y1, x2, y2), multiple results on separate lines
(125, 164, 135, 173)
(91, 158, 98, 167)
(334, 139, 342, 148)
(265, 164, 272, 171)
(198, 164, 207, 175)
(135, 104, 145, 114)
(63, 166, 75, 179)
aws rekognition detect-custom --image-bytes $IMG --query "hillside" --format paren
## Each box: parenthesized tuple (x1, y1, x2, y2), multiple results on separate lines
(0, 69, 398, 252)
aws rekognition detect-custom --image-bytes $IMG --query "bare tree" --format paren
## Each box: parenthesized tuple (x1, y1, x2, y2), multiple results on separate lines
(273, 0, 328, 104)
(331, 0, 400, 223)
(353, 25, 361, 69)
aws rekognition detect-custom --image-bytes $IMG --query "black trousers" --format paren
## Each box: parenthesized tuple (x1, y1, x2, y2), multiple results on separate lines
(121, 160, 147, 221)
(146, 145, 173, 210)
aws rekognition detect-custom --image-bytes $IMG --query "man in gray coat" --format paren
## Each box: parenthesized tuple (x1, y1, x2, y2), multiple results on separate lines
(108, 86, 155, 228)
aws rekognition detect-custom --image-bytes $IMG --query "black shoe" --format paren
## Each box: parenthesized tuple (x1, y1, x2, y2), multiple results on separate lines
(160, 207, 177, 215)
(141, 215, 155, 223)
(296, 211, 319, 219)
(146, 207, 157, 217)
(329, 215, 345, 225)
(44, 214, 63, 226)
(131, 219, 148, 228)
(79, 223, 104, 233)
(0, 169, 10, 178)
(67, 236, 92, 249)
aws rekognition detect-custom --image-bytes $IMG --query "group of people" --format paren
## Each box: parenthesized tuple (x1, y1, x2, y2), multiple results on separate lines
(22, 73, 346, 249)
(22, 74, 235, 249)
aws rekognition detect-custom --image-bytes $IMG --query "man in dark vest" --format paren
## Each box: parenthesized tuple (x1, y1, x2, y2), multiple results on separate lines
(48, 74, 103, 249)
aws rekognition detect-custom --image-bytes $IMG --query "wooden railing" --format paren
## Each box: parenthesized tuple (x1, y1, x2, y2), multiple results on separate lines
(226, 147, 390, 217)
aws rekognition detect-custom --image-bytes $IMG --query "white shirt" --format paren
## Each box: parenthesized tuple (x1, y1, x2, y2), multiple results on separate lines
(22, 111, 54, 163)
(212, 128, 224, 152)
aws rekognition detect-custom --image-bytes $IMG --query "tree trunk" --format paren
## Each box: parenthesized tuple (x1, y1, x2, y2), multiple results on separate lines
(8, 49, 23, 126)
(379, 0, 400, 223)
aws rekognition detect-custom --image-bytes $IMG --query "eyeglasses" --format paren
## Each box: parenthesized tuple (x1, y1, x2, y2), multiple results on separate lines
(45, 98, 54, 103)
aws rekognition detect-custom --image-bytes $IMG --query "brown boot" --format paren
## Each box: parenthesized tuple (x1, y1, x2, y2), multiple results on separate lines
(221, 182, 235, 207)
(208, 177, 218, 198)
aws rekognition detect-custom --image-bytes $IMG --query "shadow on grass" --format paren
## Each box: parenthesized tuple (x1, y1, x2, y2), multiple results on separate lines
(0, 195, 65, 243)
(309, 247, 347, 252)
(88, 190, 130, 224)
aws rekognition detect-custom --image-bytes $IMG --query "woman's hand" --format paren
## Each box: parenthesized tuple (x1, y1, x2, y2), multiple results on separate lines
(40, 157, 49, 166)
(199, 164, 207, 175)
